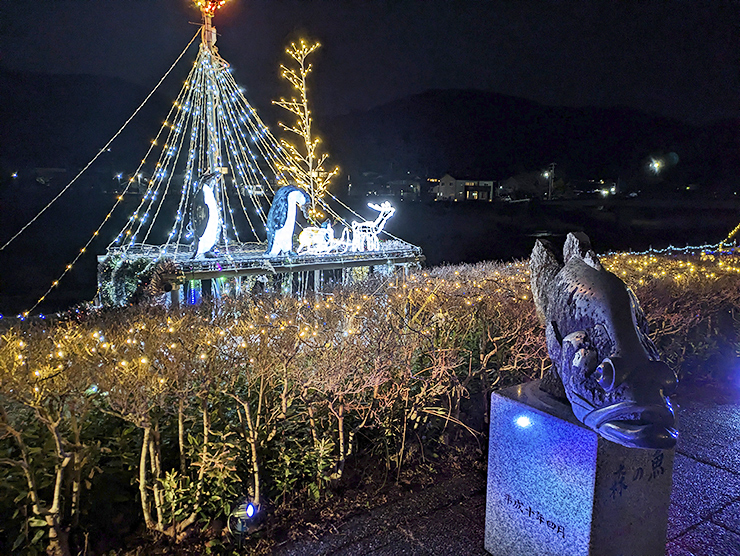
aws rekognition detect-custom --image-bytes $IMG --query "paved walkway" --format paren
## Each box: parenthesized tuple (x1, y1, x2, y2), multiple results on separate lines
(666, 387, 740, 556)
(274, 384, 740, 556)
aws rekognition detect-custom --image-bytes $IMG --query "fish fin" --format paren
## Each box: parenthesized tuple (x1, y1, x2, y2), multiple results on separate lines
(563, 232, 603, 270)
(529, 239, 562, 322)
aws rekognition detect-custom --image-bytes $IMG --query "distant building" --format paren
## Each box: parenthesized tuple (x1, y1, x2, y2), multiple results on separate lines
(499, 171, 549, 200)
(388, 179, 421, 201)
(432, 174, 495, 201)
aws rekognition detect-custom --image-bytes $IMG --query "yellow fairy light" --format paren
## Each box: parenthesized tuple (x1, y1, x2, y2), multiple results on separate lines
(194, 0, 229, 17)
(273, 39, 339, 223)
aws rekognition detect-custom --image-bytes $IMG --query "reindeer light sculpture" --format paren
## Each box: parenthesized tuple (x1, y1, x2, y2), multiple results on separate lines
(351, 201, 395, 252)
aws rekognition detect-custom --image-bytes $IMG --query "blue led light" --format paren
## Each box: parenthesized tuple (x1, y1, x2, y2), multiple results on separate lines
(515, 415, 533, 428)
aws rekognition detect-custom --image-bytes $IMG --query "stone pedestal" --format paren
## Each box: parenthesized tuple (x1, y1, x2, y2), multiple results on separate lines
(485, 381, 674, 556)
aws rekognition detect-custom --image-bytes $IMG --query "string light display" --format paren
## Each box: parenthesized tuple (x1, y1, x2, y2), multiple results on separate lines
(721, 222, 740, 249)
(601, 248, 740, 287)
(273, 40, 339, 223)
(96, 23, 359, 298)
(105, 36, 354, 256)
(16, 31, 201, 317)
(5, 239, 740, 326)
(4, 7, 418, 316)
(93, 23, 418, 309)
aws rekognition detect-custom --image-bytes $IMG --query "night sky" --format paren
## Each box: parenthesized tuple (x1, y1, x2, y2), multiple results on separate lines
(1, 1, 738, 126)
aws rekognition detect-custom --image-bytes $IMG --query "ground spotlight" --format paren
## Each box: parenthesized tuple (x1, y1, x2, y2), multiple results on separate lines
(228, 497, 262, 545)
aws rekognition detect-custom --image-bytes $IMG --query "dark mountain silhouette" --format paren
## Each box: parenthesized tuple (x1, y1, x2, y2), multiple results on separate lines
(1, 70, 738, 189)
(324, 89, 740, 189)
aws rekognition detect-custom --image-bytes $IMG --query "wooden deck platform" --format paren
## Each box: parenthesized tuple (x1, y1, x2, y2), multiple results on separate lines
(99, 239, 425, 284)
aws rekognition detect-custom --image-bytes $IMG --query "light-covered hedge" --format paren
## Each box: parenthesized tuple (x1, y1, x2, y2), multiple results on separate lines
(1, 254, 738, 555)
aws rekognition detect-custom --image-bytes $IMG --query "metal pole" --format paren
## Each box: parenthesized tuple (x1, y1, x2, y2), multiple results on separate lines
(201, 8, 224, 248)
(201, 13, 216, 52)
(547, 162, 556, 200)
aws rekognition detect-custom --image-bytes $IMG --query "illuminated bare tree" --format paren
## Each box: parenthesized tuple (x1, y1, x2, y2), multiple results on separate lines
(274, 39, 339, 223)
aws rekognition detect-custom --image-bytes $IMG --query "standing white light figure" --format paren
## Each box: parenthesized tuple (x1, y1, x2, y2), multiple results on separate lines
(351, 201, 395, 252)
(265, 186, 310, 257)
(191, 173, 222, 259)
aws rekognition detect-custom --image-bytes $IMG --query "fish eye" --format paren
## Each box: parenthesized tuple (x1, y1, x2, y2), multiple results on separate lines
(593, 359, 616, 392)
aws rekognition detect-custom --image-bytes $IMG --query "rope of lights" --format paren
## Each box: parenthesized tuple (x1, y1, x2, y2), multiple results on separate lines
(22, 31, 203, 316)
(223, 78, 284, 205)
(140, 87, 196, 246)
(111, 100, 184, 248)
(174, 56, 210, 252)
(219, 99, 273, 226)
(720, 222, 740, 249)
(170, 57, 209, 253)
(2, 30, 200, 255)
(210, 64, 241, 250)
(131, 76, 195, 246)
(217, 73, 275, 233)
(119, 77, 202, 249)
(603, 242, 722, 257)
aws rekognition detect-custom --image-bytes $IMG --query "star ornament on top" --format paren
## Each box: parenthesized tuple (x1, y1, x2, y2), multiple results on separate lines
(194, 0, 229, 17)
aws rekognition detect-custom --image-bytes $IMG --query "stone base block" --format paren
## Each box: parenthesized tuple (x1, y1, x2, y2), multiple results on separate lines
(485, 381, 674, 556)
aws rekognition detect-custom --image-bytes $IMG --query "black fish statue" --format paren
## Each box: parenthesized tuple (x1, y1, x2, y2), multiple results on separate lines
(529, 232, 678, 449)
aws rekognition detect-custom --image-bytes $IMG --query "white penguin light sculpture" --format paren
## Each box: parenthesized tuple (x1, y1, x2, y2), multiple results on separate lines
(265, 186, 310, 257)
(191, 173, 222, 259)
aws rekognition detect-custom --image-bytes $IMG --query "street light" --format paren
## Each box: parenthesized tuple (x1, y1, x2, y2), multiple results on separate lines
(544, 163, 556, 199)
